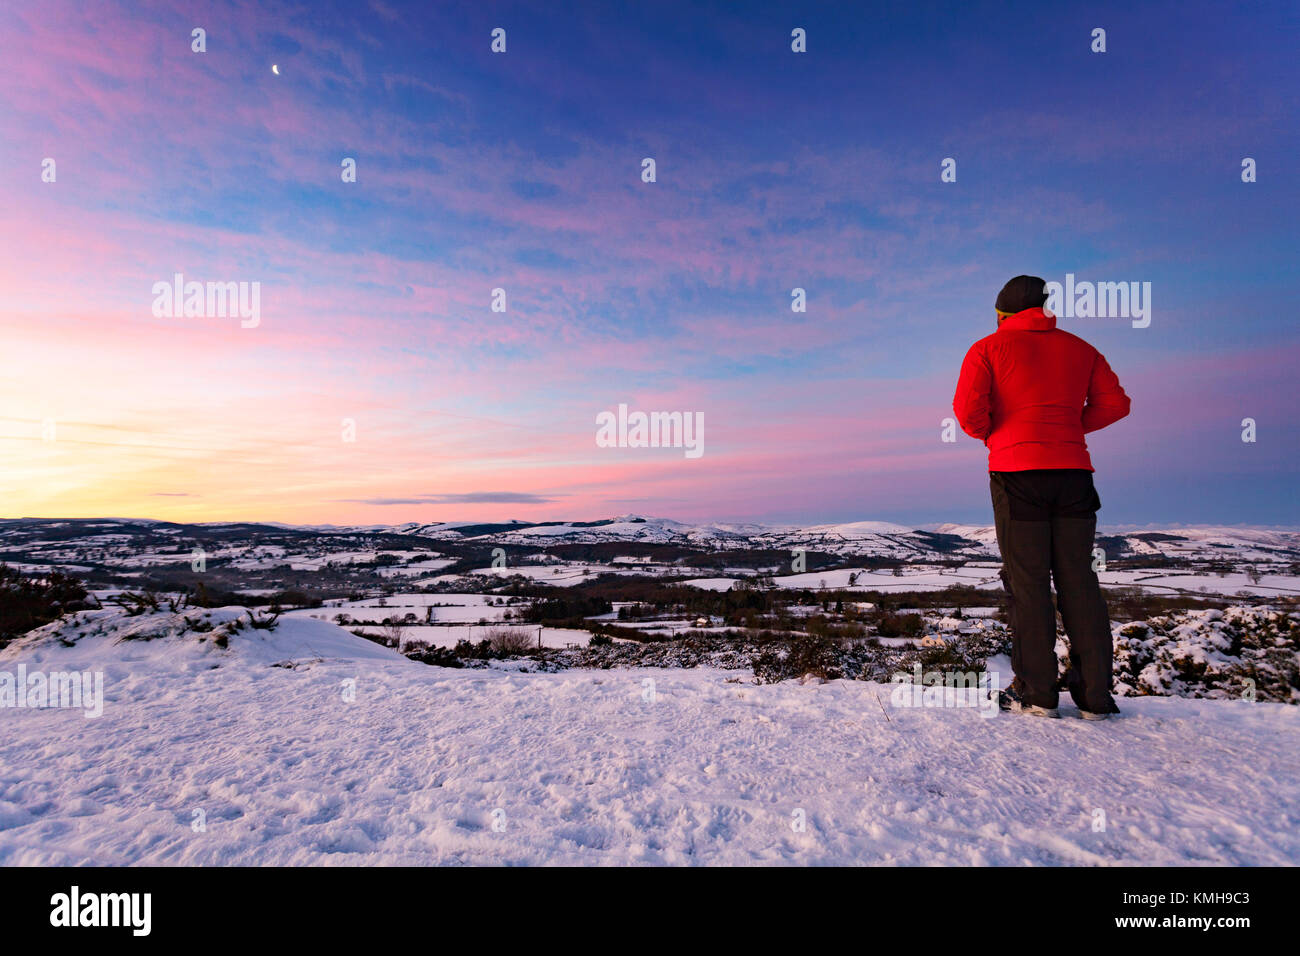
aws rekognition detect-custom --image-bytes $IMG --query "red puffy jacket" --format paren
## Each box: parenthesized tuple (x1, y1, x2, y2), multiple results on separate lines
(953, 307, 1130, 471)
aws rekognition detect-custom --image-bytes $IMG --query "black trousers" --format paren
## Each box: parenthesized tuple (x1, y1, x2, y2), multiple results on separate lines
(990, 469, 1119, 713)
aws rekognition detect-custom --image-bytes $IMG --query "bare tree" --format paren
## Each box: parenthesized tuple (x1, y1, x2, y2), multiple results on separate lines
(380, 616, 408, 649)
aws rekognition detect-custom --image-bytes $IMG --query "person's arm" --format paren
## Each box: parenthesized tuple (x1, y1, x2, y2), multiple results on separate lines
(1081, 350, 1131, 433)
(953, 343, 993, 441)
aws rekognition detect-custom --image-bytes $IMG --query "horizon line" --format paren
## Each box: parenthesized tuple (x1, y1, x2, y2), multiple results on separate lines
(4, 515, 1299, 535)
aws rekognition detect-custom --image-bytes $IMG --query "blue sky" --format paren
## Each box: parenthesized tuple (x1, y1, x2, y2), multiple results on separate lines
(1, 0, 1296, 526)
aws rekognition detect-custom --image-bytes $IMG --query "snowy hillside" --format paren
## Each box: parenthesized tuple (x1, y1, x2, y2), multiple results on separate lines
(393, 514, 1300, 563)
(0, 648, 1295, 863)
(1, 606, 403, 671)
(1, 604, 1297, 865)
(5, 515, 1300, 569)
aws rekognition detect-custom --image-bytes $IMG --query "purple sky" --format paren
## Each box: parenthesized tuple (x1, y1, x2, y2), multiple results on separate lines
(1, 0, 1297, 527)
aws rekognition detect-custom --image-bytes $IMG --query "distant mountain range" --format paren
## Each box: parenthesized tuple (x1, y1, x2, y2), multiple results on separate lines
(401, 515, 1300, 563)
(4, 515, 1300, 565)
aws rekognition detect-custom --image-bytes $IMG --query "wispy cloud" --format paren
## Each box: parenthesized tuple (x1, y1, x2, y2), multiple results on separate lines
(337, 492, 563, 506)
(0, 0, 1295, 526)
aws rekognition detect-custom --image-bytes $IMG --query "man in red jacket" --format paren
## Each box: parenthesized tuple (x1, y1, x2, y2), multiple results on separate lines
(953, 275, 1130, 719)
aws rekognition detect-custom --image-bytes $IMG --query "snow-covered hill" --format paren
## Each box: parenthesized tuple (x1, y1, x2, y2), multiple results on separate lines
(1, 602, 1296, 864)
(393, 515, 1300, 562)
(3, 516, 1298, 589)
(0, 644, 1296, 864)
(1, 606, 402, 671)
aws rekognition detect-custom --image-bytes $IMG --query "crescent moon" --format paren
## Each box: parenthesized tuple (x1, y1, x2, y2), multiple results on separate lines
(272, 63, 280, 75)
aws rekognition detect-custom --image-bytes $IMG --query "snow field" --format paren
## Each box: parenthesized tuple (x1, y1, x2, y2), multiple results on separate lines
(1, 646, 1296, 865)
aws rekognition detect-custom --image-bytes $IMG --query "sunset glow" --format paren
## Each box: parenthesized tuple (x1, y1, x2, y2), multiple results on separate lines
(2, 0, 1296, 527)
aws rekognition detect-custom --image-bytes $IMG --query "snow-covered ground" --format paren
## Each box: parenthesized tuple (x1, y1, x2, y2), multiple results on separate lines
(1096, 567, 1300, 597)
(352, 622, 590, 650)
(1, 612, 1296, 865)
(5, 517, 1299, 602)
(277, 594, 589, 649)
(462, 560, 697, 584)
(681, 563, 1299, 597)
(286, 592, 514, 620)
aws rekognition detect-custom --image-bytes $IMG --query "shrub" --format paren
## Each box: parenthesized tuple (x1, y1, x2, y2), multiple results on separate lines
(0, 564, 91, 645)
(872, 609, 923, 638)
(752, 632, 843, 684)
(486, 627, 536, 655)
(351, 628, 391, 648)
(110, 590, 162, 616)
(245, 609, 280, 630)
(404, 642, 465, 668)
(452, 639, 494, 660)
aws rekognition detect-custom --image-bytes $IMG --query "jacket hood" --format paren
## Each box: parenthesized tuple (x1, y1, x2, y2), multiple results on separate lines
(998, 306, 1056, 332)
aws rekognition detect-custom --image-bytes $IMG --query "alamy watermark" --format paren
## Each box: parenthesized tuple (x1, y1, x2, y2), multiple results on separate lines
(1044, 273, 1151, 328)
(49, 886, 150, 936)
(0, 665, 104, 718)
(151, 272, 260, 328)
(596, 403, 704, 459)
(889, 664, 1001, 718)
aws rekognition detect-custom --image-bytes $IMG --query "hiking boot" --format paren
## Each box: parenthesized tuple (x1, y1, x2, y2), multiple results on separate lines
(1078, 708, 1118, 721)
(995, 684, 1059, 718)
